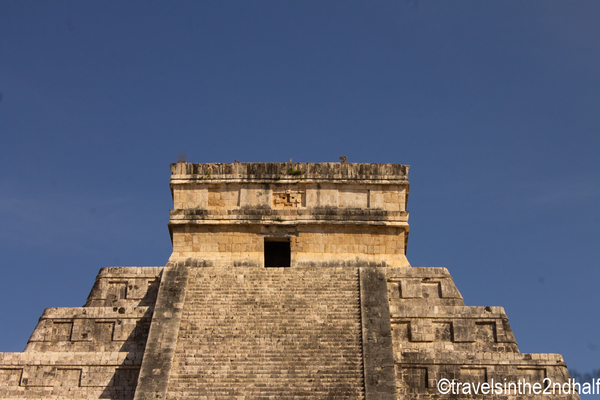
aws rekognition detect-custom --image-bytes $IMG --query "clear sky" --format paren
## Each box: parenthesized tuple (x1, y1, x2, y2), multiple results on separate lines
(1, 0, 598, 393)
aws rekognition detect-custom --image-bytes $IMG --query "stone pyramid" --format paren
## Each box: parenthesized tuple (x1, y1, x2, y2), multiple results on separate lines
(0, 162, 579, 399)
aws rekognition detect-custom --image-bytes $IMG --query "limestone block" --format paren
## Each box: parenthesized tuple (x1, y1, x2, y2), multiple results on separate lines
(28, 318, 54, 342)
(172, 185, 208, 209)
(55, 368, 82, 387)
(410, 320, 434, 342)
(126, 279, 149, 300)
(439, 279, 462, 299)
(388, 281, 400, 299)
(421, 281, 441, 299)
(87, 279, 108, 301)
(94, 321, 115, 342)
(106, 282, 128, 303)
(368, 189, 384, 209)
(460, 367, 487, 383)
(304, 186, 318, 207)
(399, 366, 429, 389)
(499, 318, 517, 343)
(453, 319, 477, 342)
(305, 185, 338, 207)
(208, 185, 239, 208)
(432, 321, 453, 341)
(21, 366, 56, 387)
(476, 321, 498, 343)
(80, 366, 116, 387)
(383, 186, 403, 211)
(51, 321, 73, 342)
(391, 322, 410, 349)
(0, 368, 22, 386)
(71, 319, 95, 342)
(239, 187, 270, 208)
(400, 279, 422, 298)
(112, 320, 138, 341)
(339, 186, 368, 208)
(518, 367, 546, 385)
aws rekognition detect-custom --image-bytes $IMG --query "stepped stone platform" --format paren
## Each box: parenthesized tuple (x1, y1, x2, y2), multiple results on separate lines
(0, 267, 162, 400)
(0, 162, 578, 399)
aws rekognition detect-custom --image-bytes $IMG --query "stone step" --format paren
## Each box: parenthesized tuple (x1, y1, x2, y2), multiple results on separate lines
(164, 266, 365, 399)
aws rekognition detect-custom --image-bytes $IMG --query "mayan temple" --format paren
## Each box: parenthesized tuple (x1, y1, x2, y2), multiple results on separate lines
(0, 161, 579, 399)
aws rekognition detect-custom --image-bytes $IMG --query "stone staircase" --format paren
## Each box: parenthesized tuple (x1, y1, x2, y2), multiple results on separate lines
(165, 266, 365, 399)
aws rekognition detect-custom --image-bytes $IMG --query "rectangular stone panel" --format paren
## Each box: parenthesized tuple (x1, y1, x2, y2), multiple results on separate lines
(453, 319, 477, 342)
(56, 368, 82, 387)
(460, 367, 487, 384)
(476, 322, 497, 343)
(392, 322, 410, 346)
(51, 321, 72, 341)
(94, 321, 115, 342)
(440, 279, 462, 299)
(433, 321, 453, 341)
(113, 320, 137, 341)
(387, 282, 400, 299)
(173, 185, 207, 209)
(113, 367, 140, 388)
(239, 187, 269, 207)
(208, 186, 240, 208)
(421, 281, 441, 299)
(305, 185, 338, 207)
(21, 366, 56, 387)
(0, 369, 22, 386)
(81, 366, 117, 387)
(71, 319, 95, 341)
(126, 279, 150, 300)
(339, 187, 368, 208)
(400, 279, 422, 298)
(519, 368, 546, 385)
(410, 319, 434, 342)
(382, 186, 405, 211)
(107, 282, 128, 302)
(400, 367, 428, 389)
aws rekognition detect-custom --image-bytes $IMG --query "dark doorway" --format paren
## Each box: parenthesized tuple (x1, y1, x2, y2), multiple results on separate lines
(264, 239, 291, 267)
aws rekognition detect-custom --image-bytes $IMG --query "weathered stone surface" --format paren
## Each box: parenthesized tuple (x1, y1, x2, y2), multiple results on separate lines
(360, 267, 396, 400)
(169, 162, 411, 268)
(0, 266, 161, 399)
(0, 161, 579, 399)
(387, 267, 577, 399)
(85, 267, 162, 307)
(164, 266, 364, 399)
(134, 261, 190, 400)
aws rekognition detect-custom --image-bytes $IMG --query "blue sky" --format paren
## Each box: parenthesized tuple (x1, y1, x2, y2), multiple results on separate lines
(1, 0, 599, 390)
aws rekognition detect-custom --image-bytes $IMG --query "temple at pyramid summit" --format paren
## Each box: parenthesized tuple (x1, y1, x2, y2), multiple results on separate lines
(0, 161, 579, 399)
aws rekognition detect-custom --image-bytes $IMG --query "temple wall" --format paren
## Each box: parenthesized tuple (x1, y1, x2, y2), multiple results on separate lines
(169, 225, 409, 268)
(172, 182, 407, 212)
